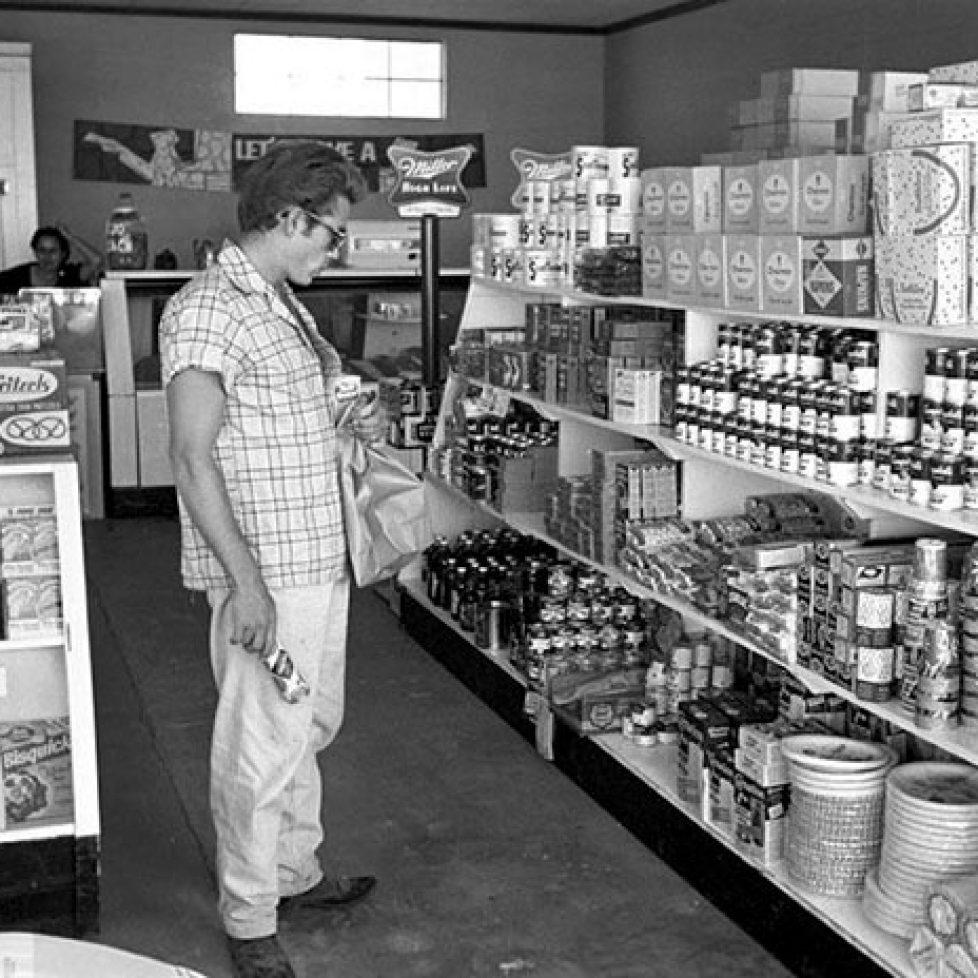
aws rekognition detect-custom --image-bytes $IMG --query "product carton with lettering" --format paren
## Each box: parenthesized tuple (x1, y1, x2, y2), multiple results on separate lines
(641, 226, 668, 301)
(612, 368, 661, 425)
(875, 234, 969, 326)
(0, 718, 73, 831)
(872, 144, 972, 237)
(665, 166, 722, 233)
(797, 155, 870, 234)
(722, 165, 759, 233)
(0, 353, 70, 455)
(760, 235, 804, 315)
(760, 68, 860, 99)
(677, 700, 737, 806)
(801, 235, 874, 317)
(734, 771, 790, 866)
(724, 234, 762, 312)
(757, 158, 801, 233)
(665, 235, 696, 303)
(640, 168, 668, 230)
(707, 747, 737, 836)
(693, 233, 726, 306)
(891, 108, 978, 148)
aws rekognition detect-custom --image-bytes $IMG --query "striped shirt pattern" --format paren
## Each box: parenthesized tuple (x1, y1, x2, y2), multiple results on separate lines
(159, 241, 347, 590)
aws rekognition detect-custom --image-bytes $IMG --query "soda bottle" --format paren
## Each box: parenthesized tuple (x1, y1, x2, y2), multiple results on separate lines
(105, 192, 148, 270)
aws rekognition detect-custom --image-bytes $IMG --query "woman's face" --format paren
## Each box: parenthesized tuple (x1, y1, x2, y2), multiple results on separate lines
(32, 235, 67, 276)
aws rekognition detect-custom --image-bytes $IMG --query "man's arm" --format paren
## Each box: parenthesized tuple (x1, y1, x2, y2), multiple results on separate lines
(166, 367, 277, 656)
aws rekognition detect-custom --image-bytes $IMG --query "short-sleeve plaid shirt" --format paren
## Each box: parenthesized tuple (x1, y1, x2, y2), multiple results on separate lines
(159, 240, 347, 591)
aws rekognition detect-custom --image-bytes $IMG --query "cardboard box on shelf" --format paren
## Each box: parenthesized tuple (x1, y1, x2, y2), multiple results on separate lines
(801, 235, 874, 317)
(760, 68, 860, 99)
(760, 235, 804, 316)
(890, 107, 978, 148)
(693, 233, 726, 306)
(757, 158, 801, 234)
(722, 165, 759, 233)
(797, 155, 870, 235)
(875, 234, 968, 326)
(0, 718, 73, 831)
(724, 234, 762, 312)
(665, 235, 696, 304)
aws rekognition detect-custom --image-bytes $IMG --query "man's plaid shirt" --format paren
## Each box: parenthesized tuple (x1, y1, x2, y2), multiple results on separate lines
(159, 241, 347, 591)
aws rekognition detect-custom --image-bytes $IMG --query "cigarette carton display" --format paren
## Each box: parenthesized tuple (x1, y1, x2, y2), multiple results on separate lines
(664, 166, 722, 233)
(641, 228, 668, 301)
(876, 234, 969, 326)
(640, 168, 668, 230)
(797, 155, 870, 234)
(757, 158, 801, 233)
(760, 235, 804, 315)
(723, 165, 758, 233)
(872, 144, 972, 237)
(0, 718, 73, 831)
(665, 235, 696, 303)
(801, 235, 874, 317)
(693, 233, 726, 306)
(724, 234, 761, 312)
(891, 108, 978, 148)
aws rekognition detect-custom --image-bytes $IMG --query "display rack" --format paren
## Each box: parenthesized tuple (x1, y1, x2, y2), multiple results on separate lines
(0, 455, 99, 935)
(405, 274, 978, 978)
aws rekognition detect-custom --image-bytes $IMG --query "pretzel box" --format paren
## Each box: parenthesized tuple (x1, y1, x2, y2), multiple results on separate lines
(0, 353, 70, 455)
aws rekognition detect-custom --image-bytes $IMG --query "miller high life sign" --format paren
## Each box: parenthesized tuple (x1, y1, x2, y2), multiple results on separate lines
(386, 144, 473, 218)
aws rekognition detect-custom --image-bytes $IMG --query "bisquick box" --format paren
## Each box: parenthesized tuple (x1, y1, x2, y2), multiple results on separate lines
(0, 718, 73, 831)
(757, 158, 801, 233)
(760, 68, 860, 99)
(724, 234, 761, 312)
(722, 165, 758, 233)
(872, 144, 973, 237)
(891, 108, 978, 148)
(797, 155, 870, 235)
(693, 233, 726, 306)
(875, 234, 969, 326)
(801, 234, 874, 317)
(760, 235, 804, 315)
(665, 166, 722, 233)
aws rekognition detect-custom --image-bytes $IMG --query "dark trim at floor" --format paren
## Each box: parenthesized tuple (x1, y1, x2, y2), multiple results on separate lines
(401, 590, 890, 978)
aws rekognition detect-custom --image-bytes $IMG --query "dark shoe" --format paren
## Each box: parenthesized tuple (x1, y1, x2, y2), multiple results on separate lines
(228, 935, 295, 978)
(279, 874, 377, 912)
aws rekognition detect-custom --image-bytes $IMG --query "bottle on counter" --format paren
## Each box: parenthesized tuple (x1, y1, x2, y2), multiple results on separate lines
(105, 192, 148, 271)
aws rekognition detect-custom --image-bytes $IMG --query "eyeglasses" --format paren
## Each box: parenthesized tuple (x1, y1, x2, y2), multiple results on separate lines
(299, 209, 347, 253)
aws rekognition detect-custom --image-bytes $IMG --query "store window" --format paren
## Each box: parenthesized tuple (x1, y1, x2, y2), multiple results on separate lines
(234, 34, 445, 119)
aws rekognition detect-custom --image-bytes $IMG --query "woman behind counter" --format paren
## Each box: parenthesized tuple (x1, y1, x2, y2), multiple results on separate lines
(0, 225, 103, 295)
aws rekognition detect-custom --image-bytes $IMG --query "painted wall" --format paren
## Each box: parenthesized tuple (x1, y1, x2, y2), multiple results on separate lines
(2, 10, 604, 268)
(606, 0, 978, 166)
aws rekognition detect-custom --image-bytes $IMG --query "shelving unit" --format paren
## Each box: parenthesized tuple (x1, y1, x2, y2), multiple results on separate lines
(0, 455, 99, 935)
(405, 274, 978, 978)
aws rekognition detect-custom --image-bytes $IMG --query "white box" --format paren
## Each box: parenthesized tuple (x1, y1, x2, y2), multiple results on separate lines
(693, 233, 726, 307)
(862, 71, 929, 111)
(344, 219, 420, 269)
(612, 368, 661, 425)
(760, 68, 860, 99)
(641, 226, 668, 301)
(908, 83, 978, 112)
(760, 235, 804, 316)
(640, 167, 668, 229)
(759, 94, 855, 124)
(758, 158, 801, 233)
(724, 234, 761, 312)
(723, 165, 759, 233)
(930, 61, 978, 85)
(665, 166, 722, 233)
(891, 108, 978, 148)
(665, 235, 697, 304)
(875, 235, 969, 326)
(797, 154, 870, 234)
(872, 144, 972, 237)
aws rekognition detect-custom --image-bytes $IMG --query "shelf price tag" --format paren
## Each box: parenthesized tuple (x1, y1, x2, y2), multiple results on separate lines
(386, 143, 473, 219)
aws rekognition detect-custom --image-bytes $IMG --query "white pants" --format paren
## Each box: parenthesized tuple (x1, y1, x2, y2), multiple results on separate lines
(207, 576, 351, 939)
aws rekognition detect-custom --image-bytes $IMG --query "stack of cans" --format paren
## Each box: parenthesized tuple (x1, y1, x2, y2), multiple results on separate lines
(959, 543, 978, 726)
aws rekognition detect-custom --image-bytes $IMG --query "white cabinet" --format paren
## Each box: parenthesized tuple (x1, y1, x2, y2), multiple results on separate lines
(0, 455, 99, 934)
(416, 275, 978, 978)
(0, 41, 38, 270)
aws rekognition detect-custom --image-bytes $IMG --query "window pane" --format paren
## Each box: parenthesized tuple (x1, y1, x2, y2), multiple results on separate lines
(234, 33, 445, 119)
(390, 81, 443, 119)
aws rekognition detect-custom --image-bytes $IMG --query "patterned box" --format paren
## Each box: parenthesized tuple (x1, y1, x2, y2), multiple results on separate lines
(875, 234, 969, 326)
(891, 108, 978, 148)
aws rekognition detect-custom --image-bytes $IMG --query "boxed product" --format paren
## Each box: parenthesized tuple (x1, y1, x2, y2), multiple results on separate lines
(677, 700, 737, 806)
(801, 234, 874, 317)
(875, 234, 969, 326)
(665, 166, 722, 233)
(612, 367, 661, 425)
(930, 60, 978, 85)
(891, 107, 978, 147)
(0, 718, 73, 831)
(0, 304, 41, 353)
(797, 154, 870, 234)
(760, 68, 860, 99)
(861, 70, 929, 111)
(762, 94, 856, 124)
(734, 771, 790, 865)
(722, 165, 759, 233)
(757, 158, 801, 233)
(760, 235, 804, 315)
(909, 82, 978, 111)
(724, 234, 761, 311)
(872, 144, 972, 237)
(665, 235, 696, 303)
(0, 352, 71, 456)
(640, 168, 668, 230)
(641, 228, 668, 301)
(693, 233, 726, 306)
(707, 747, 737, 836)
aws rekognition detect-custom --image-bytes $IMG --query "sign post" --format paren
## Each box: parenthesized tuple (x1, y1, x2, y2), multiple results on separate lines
(386, 143, 473, 386)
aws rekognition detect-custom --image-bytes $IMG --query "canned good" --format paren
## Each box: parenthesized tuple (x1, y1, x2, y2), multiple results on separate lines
(889, 444, 915, 500)
(941, 403, 966, 456)
(884, 390, 920, 443)
(909, 450, 933, 508)
(930, 454, 966, 512)
(857, 439, 877, 486)
(944, 348, 970, 407)
(847, 339, 879, 391)
(826, 440, 859, 487)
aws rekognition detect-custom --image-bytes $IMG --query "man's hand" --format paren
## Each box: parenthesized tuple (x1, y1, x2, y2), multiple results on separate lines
(350, 391, 386, 446)
(228, 579, 277, 658)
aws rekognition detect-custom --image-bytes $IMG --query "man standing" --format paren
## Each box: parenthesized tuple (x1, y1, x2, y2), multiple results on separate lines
(160, 141, 377, 978)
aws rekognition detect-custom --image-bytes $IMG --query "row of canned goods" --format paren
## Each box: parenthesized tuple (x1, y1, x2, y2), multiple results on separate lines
(714, 322, 879, 386)
(924, 346, 978, 408)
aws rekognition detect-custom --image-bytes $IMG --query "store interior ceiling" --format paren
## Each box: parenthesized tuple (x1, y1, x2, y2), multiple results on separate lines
(4, 0, 718, 32)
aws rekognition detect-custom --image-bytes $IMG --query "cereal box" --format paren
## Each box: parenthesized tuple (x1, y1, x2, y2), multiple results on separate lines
(0, 718, 73, 831)
(724, 234, 762, 312)
(723, 165, 759, 233)
(693, 233, 726, 306)
(802, 235, 874, 317)
(798, 155, 870, 234)
(757, 158, 801, 233)
(640, 168, 668, 230)
(641, 227, 667, 301)
(665, 235, 696, 303)
(761, 235, 804, 316)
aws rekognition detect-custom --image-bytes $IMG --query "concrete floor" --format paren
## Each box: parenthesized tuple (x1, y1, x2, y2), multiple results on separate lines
(81, 516, 796, 978)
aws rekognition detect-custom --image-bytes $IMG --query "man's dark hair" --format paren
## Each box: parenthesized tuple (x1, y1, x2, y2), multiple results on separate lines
(237, 140, 368, 232)
(30, 226, 70, 257)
